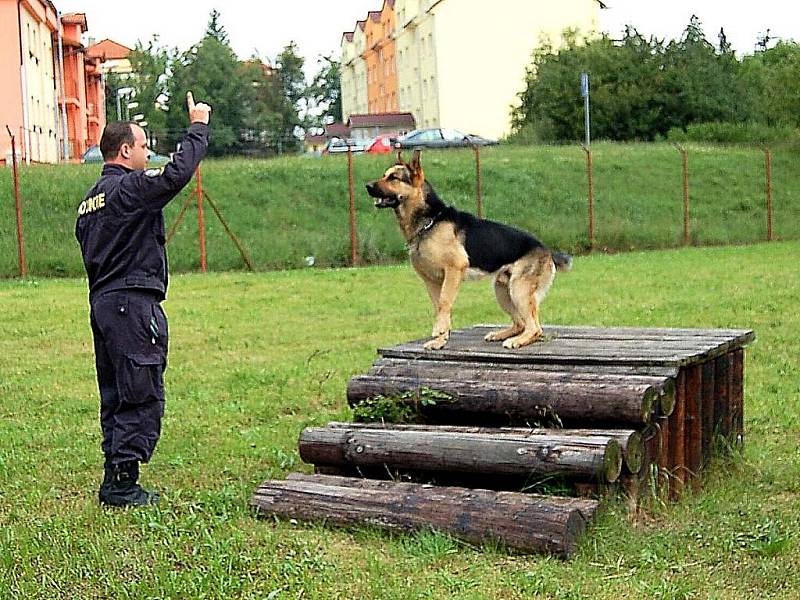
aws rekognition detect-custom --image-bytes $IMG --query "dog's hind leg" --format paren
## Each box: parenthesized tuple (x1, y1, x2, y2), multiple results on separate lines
(484, 271, 524, 342)
(503, 253, 555, 349)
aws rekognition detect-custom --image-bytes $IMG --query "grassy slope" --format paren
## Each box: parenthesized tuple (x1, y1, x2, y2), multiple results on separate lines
(0, 241, 798, 599)
(0, 143, 798, 277)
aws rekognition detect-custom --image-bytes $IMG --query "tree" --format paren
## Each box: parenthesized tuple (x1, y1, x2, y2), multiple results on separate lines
(272, 42, 307, 153)
(306, 55, 343, 127)
(164, 10, 248, 155)
(740, 41, 800, 127)
(127, 37, 171, 148)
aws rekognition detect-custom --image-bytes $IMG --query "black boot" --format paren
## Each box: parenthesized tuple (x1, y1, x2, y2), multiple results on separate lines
(99, 460, 160, 507)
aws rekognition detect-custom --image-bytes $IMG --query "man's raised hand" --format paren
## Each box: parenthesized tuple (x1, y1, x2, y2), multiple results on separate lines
(187, 91, 211, 125)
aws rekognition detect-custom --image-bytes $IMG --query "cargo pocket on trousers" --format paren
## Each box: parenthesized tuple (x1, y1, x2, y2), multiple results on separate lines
(118, 353, 165, 405)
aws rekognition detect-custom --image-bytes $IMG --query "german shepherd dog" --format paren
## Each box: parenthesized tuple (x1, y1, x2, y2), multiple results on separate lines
(366, 150, 572, 351)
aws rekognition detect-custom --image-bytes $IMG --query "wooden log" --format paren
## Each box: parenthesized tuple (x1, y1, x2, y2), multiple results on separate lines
(701, 361, 716, 464)
(656, 415, 670, 498)
(713, 354, 731, 447)
(668, 369, 687, 499)
(347, 374, 658, 425)
(286, 473, 602, 522)
(326, 422, 643, 475)
(251, 475, 596, 557)
(730, 349, 744, 449)
(373, 356, 680, 378)
(299, 426, 623, 483)
(683, 365, 703, 489)
(368, 358, 677, 417)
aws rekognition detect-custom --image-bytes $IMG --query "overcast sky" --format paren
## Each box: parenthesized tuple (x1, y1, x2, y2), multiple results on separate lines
(55, 0, 797, 75)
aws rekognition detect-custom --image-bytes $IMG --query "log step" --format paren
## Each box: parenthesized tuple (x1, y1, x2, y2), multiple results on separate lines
(347, 373, 662, 425)
(251, 474, 599, 557)
(299, 424, 623, 483)
(368, 358, 677, 417)
(326, 421, 644, 475)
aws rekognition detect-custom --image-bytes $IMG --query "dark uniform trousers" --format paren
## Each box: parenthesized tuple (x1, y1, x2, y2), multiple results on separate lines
(90, 289, 169, 465)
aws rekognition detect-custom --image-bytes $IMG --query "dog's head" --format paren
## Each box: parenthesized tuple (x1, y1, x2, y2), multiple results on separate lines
(365, 149, 425, 209)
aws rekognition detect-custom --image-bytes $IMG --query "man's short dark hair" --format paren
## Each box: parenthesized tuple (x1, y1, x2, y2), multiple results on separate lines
(100, 121, 137, 160)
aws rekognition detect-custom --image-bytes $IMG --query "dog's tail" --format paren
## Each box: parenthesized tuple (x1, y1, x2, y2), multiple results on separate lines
(552, 251, 573, 272)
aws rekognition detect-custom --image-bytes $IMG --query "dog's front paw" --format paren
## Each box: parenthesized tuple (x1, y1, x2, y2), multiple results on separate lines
(424, 336, 448, 350)
(431, 318, 451, 339)
(484, 326, 521, 342)
(502, 330, 542, 349)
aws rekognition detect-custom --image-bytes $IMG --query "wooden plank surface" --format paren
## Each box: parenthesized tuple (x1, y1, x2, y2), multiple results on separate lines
(380, 325, 755, 367)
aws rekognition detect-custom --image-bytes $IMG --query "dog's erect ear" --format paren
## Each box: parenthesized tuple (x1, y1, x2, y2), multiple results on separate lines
(409, 149, 424, 187)
(395, 150, 404, 165)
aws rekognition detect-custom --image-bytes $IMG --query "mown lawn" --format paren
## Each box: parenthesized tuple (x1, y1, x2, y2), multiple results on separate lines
(1, 241, 798, 599)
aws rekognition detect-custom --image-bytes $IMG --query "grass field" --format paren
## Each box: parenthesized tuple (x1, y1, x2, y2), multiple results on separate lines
(1, 241, 798, 598)
(1, 142, 799, 278)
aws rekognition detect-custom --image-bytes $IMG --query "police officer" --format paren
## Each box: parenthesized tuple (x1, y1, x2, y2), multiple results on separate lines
(76, 92, 211, 507)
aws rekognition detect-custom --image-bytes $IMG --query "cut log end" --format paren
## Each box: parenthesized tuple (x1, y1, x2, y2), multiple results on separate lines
(659, 379, 677, 416)
(603, 438, 623, 483)
(623, 430, 644, 474)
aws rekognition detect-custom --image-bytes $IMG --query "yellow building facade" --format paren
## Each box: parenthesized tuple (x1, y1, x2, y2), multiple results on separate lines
(341, 0, 601, 139)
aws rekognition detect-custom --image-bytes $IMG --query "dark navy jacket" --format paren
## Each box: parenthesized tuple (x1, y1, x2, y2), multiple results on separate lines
(76, 123, 209, 301)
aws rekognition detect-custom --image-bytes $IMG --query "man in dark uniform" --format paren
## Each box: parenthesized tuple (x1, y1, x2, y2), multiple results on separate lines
(76, 92, 211, 507)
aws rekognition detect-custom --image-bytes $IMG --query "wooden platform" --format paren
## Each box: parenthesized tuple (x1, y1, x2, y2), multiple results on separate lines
(380, 324, 754, 369)
(252, 324, 754, 556)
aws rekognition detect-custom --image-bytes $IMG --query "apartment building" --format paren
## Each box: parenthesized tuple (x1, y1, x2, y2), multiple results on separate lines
(0, 0, 106, 164)
(341, 0, 602, 140)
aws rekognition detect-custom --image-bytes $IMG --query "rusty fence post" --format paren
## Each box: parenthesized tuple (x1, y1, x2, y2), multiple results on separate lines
(5, 125, 27, 277)
(764, 146, 773, 241)
(347, 145, 359, 267)
(581, 145, 595, 251)
(195, 167, 207, 272)
(473, 144, 483, 218)
(673, 144, 690, 246)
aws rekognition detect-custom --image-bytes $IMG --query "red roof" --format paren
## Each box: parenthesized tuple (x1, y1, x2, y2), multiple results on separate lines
(62, 12, 88, 31)
(348, 112, 416, 129)
(325, 122, 351, 137)
(87, 39, 132, 60)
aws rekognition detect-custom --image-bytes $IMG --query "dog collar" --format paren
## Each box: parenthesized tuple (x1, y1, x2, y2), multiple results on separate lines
(406, 210, 443, 249)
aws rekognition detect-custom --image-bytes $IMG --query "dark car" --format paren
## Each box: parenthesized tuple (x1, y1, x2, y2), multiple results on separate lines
(394, 128, 498, 150)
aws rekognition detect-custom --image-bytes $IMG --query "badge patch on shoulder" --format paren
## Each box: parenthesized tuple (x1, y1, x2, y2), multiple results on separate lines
(145, 168, 164, 177)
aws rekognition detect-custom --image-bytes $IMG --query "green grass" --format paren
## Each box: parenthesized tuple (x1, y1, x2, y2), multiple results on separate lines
(1, 142, 799, 277)
(1, 241, 798, 598)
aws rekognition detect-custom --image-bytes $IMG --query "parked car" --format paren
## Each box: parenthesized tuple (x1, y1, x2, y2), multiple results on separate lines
(81, 145, 103, 163)
(365, 133, 399, 154)
(321, 138, 367, 155)
(394, 128, 498, 150)
(148, 152, 170, 164)
(81, 145, 170, 164)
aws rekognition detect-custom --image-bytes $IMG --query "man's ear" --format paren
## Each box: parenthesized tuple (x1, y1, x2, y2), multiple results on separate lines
(410, 149, 424, 187)
(119, 143, 132, 160)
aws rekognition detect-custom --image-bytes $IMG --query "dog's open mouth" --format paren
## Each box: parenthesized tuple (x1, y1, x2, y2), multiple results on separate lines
(366, 182, 399, 208)
(373, 197, 399, 208)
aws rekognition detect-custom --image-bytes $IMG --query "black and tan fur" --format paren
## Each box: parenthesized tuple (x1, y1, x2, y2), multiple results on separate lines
(366, 150, 572, 350)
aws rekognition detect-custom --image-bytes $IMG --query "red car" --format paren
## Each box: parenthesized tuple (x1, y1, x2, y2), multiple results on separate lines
(365, 133, 399, 154)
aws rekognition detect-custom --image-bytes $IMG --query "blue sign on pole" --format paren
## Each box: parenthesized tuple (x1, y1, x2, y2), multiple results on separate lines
(580, 72, 589, 98)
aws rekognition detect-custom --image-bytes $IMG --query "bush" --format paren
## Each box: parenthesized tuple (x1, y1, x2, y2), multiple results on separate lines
(667, 121, 800, 145)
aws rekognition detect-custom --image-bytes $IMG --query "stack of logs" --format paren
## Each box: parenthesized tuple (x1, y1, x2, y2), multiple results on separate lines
(252, 325, 753, 557)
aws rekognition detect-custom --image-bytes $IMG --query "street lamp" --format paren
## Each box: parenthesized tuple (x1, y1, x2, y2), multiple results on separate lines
(115, 87, 134, 121)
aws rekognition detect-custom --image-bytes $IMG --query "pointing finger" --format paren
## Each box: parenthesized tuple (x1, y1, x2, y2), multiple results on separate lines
(186, 91, 195, 111)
